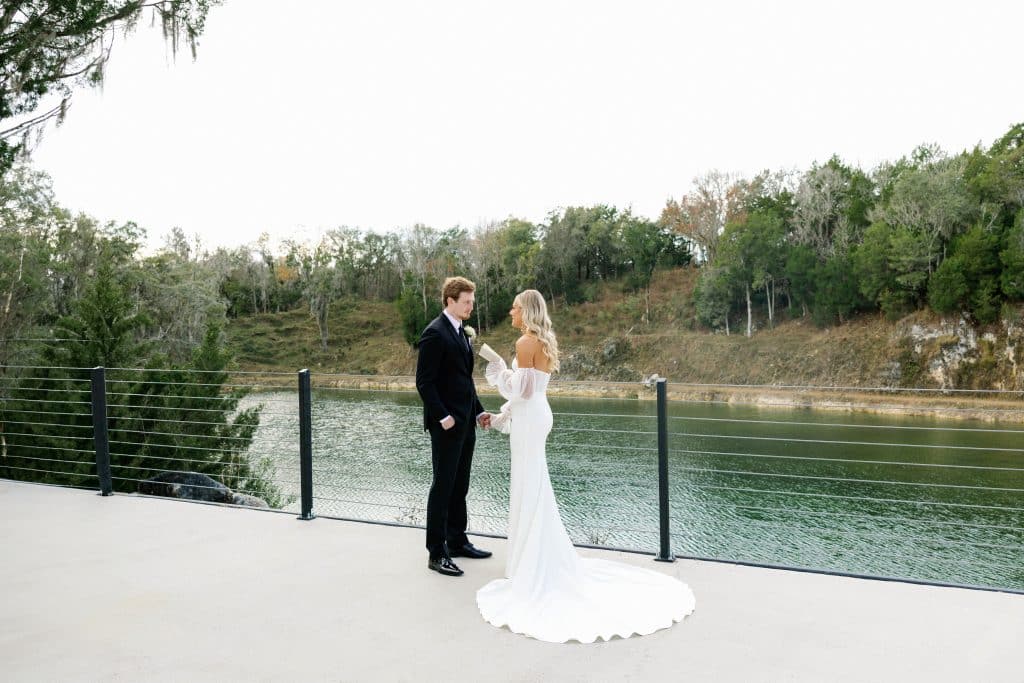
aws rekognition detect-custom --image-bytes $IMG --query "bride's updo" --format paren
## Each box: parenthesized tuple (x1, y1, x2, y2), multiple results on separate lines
(515, 289, 560, 372)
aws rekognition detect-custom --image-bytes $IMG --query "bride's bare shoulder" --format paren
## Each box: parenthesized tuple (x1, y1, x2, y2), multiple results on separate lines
(515, 334, 553, 372)
(515, 334, 539, 368)
(515, 334, 539, 350)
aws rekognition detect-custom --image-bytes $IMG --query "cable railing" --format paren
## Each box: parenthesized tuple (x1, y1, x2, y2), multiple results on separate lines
(301, 375, 1023, 592)
(657, 379, 1024, 395)
(0, 364, 299, 509)
(2, 363, 1022, 594)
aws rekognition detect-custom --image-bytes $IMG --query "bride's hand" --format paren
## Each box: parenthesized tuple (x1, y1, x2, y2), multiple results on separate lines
(488, 409, 511, 433)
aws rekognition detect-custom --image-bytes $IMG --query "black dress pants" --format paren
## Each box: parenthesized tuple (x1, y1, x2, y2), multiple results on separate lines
(425, 419, 476, 557)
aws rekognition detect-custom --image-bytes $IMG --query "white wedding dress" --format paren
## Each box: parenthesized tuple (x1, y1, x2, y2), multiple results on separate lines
(476, 357, 696, 643)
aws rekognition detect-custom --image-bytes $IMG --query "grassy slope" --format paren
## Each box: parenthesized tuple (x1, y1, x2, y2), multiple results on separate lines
(224, 300, 416, 376)
(222, 268, 1009, 391)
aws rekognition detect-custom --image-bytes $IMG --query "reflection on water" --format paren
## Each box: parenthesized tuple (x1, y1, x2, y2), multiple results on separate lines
(239, 388, 1024, 591)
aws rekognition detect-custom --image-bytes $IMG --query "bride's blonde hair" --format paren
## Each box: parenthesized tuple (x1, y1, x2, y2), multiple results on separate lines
(516, 289, 560, 372)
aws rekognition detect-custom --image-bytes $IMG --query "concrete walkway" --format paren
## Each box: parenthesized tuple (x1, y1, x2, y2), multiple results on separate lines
(1, 479, 1021, 682)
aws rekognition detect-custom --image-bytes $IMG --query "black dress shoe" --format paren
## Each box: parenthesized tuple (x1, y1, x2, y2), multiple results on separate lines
(428, 555, 464, 576)
(449, 542, 492, 559)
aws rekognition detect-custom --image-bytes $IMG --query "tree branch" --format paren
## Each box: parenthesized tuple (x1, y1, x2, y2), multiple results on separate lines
(55, 2, 145, 39)
(0, 101, 67, 140)
(54, 44, 110, 82)
(0, 3, 26, 36)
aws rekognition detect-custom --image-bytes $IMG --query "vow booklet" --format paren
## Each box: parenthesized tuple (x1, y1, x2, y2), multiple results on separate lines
(478, 343, 502, 363)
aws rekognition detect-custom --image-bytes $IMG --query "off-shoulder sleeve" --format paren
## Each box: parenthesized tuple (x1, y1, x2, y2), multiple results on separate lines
(485, 359, 535, 401)
(490, 400, 513, 434)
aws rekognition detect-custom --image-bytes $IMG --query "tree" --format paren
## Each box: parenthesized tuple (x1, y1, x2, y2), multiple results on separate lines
(660, 170, 753, 264)
(1, 1, 218, 175)
(210, 245, 258, 317)
(433, 227, 472, 280)
(0, 164, 55, 368)
(293, 237, 336, 352)
(0, 163, 147, 371)
(1000, 210, 1024, 301)
(745, 169, 797, 224)
(928, 224, 1002, 323)
(356, 230, 401, 300)
(966, 123, 1024, 227)
(1, 271, 287, 505)
(717, 211, 785, 336)
(402, 224, 443, 322)
(888, 226, 934, 306)
(0, 221, 47, 354)
(927, 257, 969, 316)
(535, 210, 585, 305)
(397, 224, 469, 345)
(852, 222, 906, 318)
(538, 206, 625, 297)
(136, 228, 226, 360)
(693, 266, 737, 334)
(622, 216, 680, 323)
(468, 221, 501, 331)
(812, 255, 863, 326)
(0, 246, 147, 485)
(469, 218, 537, 331)
(782, 244, 818, 318)
(254, 232, 279, 313)
(954, 223, 1002, 319)
(578, 205, 625, 281)
(396, 272, 441, 345)
(110, 323, 285, 507)
(325, 227, 360, 296)
(46, 248, 150, 367)
(871, 153, 976, 271)
(749, 215, 786, 328)
(790, 158, 875, 259)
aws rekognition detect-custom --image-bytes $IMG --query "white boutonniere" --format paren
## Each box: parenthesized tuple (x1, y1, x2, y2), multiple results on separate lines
(463, 325, 476, 341)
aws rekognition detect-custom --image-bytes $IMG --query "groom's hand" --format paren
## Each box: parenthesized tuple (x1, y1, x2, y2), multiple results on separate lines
(440, 416, 455, 430)
(478, 413, 491, 429)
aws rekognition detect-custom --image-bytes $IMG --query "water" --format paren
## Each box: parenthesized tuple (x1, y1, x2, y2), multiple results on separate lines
(241, 388, 1024, 592)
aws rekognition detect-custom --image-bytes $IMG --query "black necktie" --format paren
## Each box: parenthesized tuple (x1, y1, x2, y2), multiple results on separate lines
(459, 326, 471, 351)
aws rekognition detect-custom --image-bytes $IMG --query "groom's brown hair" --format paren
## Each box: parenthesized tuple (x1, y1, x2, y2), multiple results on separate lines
(442, 276, 475, 306)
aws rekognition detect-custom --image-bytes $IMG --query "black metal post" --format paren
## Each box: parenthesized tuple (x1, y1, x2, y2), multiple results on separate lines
(298, 368, 315, 520)
(90, 366, 112, 496)
(655, 378, 675, 562)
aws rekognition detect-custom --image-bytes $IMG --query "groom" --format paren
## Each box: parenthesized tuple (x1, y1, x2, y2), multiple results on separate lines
(416, 276, 492, 577)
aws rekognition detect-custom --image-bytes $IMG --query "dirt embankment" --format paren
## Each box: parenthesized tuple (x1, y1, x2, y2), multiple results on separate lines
(226, 270, 1024, 422)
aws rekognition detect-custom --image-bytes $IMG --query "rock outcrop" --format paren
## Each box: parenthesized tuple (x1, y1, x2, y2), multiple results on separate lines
(894, 314, 1024, 390)
(559, 336, 641, 382)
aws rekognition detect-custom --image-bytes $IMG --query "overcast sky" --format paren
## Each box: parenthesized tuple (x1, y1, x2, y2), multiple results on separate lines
(30, 0, 1024, 251)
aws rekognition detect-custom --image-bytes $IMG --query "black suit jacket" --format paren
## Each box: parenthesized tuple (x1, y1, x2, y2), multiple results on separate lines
(415, 314, 485, 431)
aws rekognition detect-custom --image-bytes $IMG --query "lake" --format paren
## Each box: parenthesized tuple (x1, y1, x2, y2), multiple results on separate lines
(241, 386, 1024, 592)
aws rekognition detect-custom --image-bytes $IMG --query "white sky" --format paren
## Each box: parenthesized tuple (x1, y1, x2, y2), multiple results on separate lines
(30, 0, 1024, 251)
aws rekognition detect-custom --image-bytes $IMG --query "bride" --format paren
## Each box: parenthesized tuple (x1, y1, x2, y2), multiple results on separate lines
(477, 289, 695, 643)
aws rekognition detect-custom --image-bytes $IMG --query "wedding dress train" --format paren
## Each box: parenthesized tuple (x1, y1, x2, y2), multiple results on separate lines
(476, 357, 696, 643)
